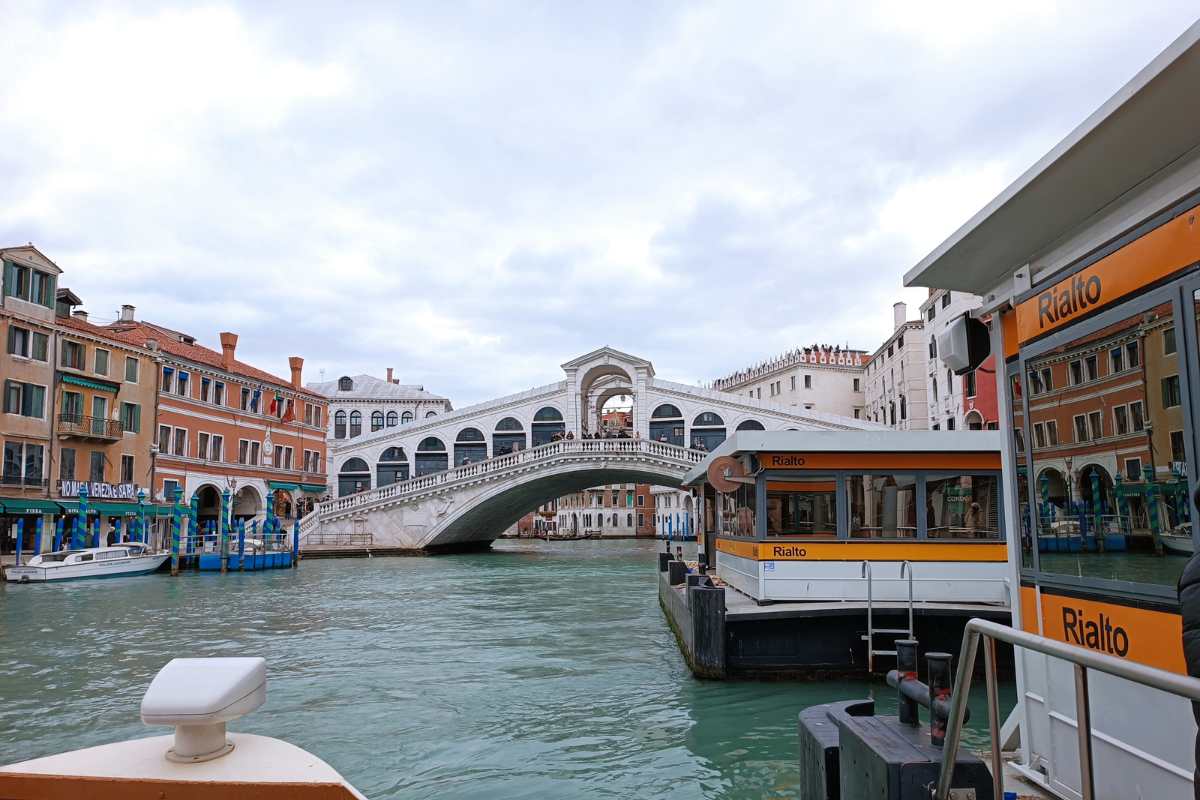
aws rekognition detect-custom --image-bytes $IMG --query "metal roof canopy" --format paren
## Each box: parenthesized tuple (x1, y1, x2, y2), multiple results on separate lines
(904, 20, 1200, 295)
(681, 430, 1003, 485)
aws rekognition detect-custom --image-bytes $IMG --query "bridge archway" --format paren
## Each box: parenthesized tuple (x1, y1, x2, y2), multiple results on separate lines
(493, 417, 526, 455)
(650, 404, 684, 445)
(416, 437, 448, 476)
(691, 412, 726, 450)
(338, 457, 371, 496)
(377, 447, 409, 487)
(422, 461, 691, 551)
(455, 428, 487, 466)
(531, 406, 565, 445)
(736, 419, 765, 431)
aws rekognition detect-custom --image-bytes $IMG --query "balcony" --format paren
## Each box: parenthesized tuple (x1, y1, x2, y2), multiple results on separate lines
(57, 413, 122, 442)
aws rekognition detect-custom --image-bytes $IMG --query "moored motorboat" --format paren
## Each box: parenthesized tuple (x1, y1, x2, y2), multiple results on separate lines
(1161, 531, 1195, 556)
(4, 542, 169, 583)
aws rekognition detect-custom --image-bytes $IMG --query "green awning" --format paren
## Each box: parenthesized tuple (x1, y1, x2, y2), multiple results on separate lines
(268, 481, 301, 493)
(60, 373, 121, 393)
(0, 499, 64, 515)
(91, 502, 141, 516)
(300, 483, 328, 494)
(56, 501, 100, 515)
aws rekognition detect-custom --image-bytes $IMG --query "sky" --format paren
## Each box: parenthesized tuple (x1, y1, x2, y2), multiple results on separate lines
(3, 2, 1198, 406)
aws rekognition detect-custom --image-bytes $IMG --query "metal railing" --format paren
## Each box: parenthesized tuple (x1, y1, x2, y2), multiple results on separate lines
(57, 413, 122, 439)
(861, 560, 915, 672)
(934, 617, 1200, 800)
(302, 531, 373, 547)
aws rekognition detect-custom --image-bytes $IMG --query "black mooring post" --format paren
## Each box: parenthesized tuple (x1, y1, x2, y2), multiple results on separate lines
(658, 552, 671, 572)
(927, 652, 953, 747)
(896, 639, 920, 727)
(667, 560, 687, 586)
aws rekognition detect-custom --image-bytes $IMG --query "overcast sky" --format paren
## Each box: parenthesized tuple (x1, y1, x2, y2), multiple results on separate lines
(3, 3, 1197, 405)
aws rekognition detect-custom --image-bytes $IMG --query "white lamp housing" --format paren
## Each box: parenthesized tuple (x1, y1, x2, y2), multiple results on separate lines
(140, 657, 266, 763)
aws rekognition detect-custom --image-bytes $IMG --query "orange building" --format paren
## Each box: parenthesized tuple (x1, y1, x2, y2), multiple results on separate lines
(106, 314, 329, 526)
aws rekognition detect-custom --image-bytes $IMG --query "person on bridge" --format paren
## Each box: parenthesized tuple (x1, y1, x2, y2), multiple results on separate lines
(566, 431, 574, 440)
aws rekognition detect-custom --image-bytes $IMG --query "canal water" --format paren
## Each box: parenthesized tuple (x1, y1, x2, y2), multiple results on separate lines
(0, 539, 1011, 799)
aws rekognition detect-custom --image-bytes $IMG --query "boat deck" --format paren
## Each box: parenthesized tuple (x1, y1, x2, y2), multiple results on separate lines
(721, 583, 1010, 622)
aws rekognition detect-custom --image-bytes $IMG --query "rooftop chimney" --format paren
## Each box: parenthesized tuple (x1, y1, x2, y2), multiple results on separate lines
(892, 301, 907, 331)
(120, 304, 135, 322)
(289, 356, 304, 389)
(72, 310, 88, 322)
(219, 332, 238, 370)
(386, 367, 394, 383)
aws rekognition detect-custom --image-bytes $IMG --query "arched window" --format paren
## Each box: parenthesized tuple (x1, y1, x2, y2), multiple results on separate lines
(349, 410, 362, 438)
(649, 404, 684, 446)
(333, 410, 347, 439)
(532, 406, 566, 445)
(455, 428, 486, 466)
(493, 418, 526, 456)
(425, 411, 438, 418)
(386, 411, 398, 427)
(337, 457, 370, 497)
(626, 513, 633, 528)
(736, 419, 765, 431)
(377, 447, 409, 487)
(401, 411, 414, 424)
(338, 376, 353, 391)
(415, 437, 448, 476)
(371, 411, 384, 431)
(691, 412, 726, 451)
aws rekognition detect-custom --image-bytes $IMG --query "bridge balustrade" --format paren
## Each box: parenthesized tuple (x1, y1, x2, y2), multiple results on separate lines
(309, 438, 704, 522)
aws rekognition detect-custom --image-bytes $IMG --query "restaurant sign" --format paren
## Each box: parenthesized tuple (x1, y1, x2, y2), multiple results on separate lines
(58, 480, 136, 500)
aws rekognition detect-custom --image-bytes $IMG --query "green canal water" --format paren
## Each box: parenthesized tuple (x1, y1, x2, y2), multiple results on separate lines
(0, 539, 1012, 799)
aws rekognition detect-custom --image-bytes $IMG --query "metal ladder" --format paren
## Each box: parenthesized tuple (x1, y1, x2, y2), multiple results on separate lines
(861, 560, 914, 672)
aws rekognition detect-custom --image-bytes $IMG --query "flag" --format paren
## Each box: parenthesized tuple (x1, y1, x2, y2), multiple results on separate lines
(269, 393, 279, 415)
(281, 399, 295, 423)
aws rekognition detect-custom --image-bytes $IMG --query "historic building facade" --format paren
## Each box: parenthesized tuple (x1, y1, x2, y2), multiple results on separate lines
(308, 369, 452, 445)
(51, 300, 159, 525)
(710, 343, 867, 419)
(864, 302, 929, 430)
(1, 246, 59, 553)
(105, 317, 330, 525)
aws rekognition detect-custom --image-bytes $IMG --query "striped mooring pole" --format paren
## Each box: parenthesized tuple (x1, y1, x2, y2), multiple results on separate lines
(33, 516, 43, 557)
(238, 518, 246, 571)
(170, 486, 183, 576)
(14, 519, 24, 567)
(292, 519, 300, 568)
(220, 488, 231, 574)
(53, 516, 64, 552)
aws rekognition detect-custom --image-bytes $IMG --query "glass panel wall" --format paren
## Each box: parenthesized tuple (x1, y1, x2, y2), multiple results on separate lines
(1025, 299, 1186, 586)
(766, 478, 837, 537)
(848, 474, 917, 538)
(926, 474, 1000, 539)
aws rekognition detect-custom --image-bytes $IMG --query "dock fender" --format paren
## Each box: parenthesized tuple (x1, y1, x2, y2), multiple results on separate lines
(1177, 551, 1200, 798)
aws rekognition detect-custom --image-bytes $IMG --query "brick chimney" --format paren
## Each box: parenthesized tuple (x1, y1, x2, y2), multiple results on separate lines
(386, 367, 393, 383)
(120, 304, 135, 322)
(219, 332, 238, 370)
(72, 310, 88, 322)
(892, 301, 907, 331)
(289, 356, 304, 389)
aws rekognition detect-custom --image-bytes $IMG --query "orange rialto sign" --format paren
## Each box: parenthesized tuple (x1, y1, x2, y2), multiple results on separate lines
(758, 452, 1000, 471)
(714, 537, 1006, 563)
(1037, 591, 1185, 674)
(1015, 204, 1200, 344)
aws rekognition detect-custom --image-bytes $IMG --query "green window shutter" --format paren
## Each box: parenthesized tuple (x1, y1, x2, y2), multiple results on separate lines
(133, 403, 141, 432)
(2, 261, 14, 298)
(44, 273, 57, 308)
(3, 380, 17, 414)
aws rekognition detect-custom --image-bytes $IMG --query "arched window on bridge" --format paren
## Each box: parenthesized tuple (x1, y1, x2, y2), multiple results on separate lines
(415, 436, 448, 476)
(736, 419, 765, 432)
(691, 412, 726, 451)
(334, 410, 347, 439)
(349, 410, 362, 438)
(531, 406, 565, 446)
(493, 417, 526, 456)
(425, 410, 438, 418)
(649, 404, 684, 446)
(401, 411, 414, 424)
(371, 411, 384, 432)
(338, 457, 371, 497)
(386, 411, 398, 427)
(455, 427, 487, 466)
(377, 447, 409, 487)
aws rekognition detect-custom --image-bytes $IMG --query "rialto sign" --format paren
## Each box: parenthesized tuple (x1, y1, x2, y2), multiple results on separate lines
(58, 481, 136, 500)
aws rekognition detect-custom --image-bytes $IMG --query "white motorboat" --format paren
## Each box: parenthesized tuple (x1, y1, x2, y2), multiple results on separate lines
(4, 542, 169, 583)
(1161, 531, 1195, 556)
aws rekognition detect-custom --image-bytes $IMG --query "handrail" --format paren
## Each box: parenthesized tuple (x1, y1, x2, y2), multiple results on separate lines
(934, 617, 1200, 800)
(901, 560, 913, 639)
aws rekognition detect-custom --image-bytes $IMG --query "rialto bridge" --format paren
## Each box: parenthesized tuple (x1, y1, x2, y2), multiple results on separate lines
(300, 347, 876, 551)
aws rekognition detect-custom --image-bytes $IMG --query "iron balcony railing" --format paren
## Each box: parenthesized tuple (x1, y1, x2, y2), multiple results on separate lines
(57, 413, 122, 440)
(935, 617, 1200, 800)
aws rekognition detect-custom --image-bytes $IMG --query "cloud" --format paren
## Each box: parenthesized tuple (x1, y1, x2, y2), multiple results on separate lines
(2, 1, 1197, 405)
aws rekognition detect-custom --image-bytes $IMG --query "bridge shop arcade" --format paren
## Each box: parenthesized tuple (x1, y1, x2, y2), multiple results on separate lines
(669, 430, 1011, 678)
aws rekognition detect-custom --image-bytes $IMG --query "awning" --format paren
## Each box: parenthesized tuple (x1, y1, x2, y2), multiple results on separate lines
(0, 499, 64, 515)
(268, 481, 300, 493)
(55, 501, 101, 515)
(91, 502, 141, 517)
(60, 373, 120, 393)
(300, 483, 327, 494)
